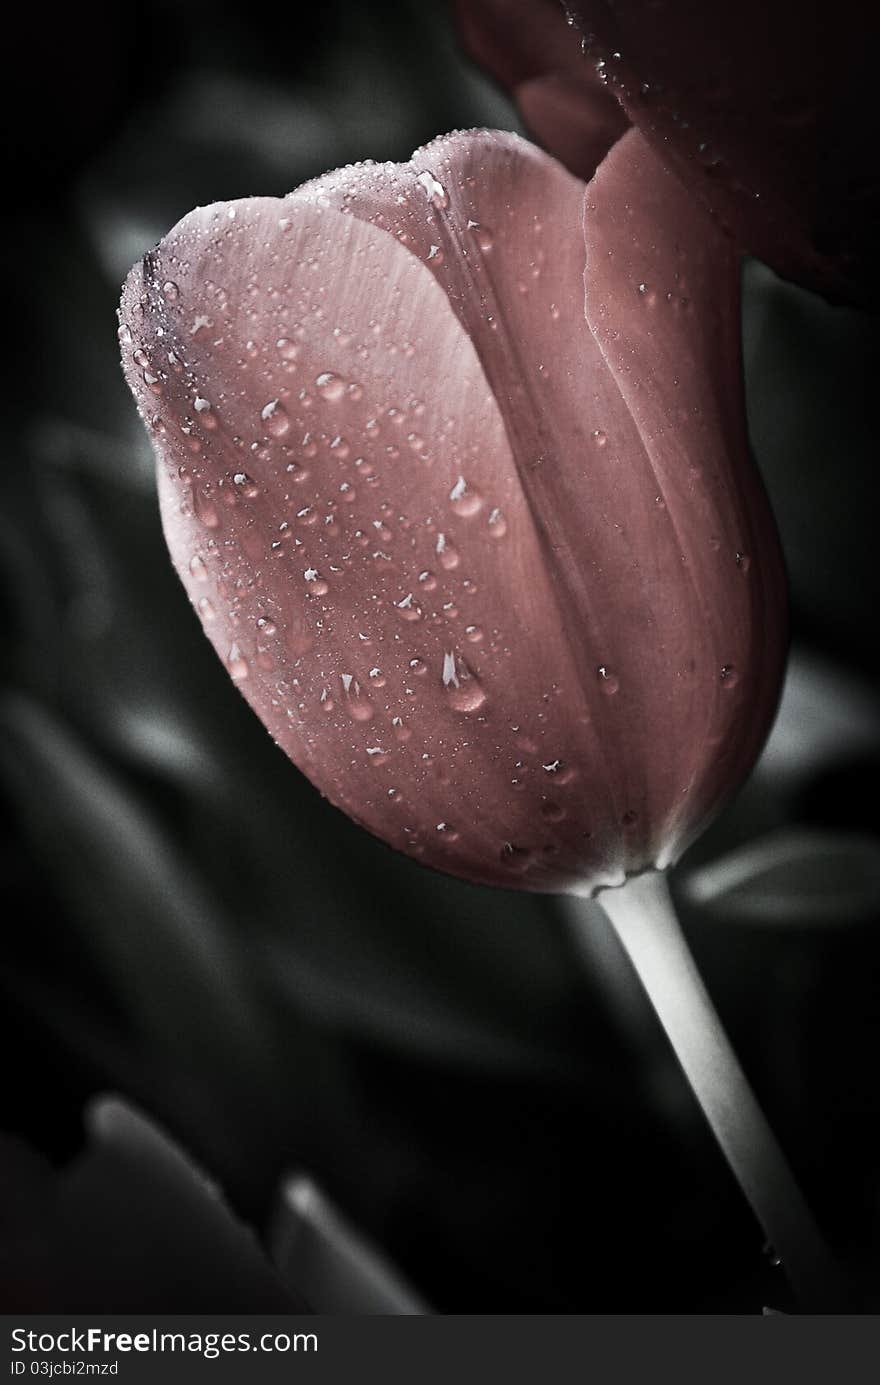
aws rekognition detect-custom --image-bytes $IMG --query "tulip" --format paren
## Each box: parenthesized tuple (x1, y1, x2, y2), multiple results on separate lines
(457, 0, 880, 310)
(119, 127, 786, 898)
(121, 126, 846, 1311)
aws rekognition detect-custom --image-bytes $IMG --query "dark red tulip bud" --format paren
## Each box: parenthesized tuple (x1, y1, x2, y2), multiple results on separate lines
(458, 0, 880, 310)
(120, 128, 786, 894)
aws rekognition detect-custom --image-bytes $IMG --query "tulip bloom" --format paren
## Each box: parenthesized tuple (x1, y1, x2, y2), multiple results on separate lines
(458, 0, 879, 310)
(120, 128, 786, 895)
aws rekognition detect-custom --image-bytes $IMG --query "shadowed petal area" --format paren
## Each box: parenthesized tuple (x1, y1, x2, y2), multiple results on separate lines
(454, 0, 628, 183)
(120, 128, 785, 895)
(461, 0, 880, 309)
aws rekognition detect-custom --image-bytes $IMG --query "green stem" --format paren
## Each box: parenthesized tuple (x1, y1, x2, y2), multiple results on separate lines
(593, 869, 845, 1312)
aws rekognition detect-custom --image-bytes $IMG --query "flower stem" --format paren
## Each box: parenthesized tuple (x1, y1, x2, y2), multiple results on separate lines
(594, 869, 845, 1312)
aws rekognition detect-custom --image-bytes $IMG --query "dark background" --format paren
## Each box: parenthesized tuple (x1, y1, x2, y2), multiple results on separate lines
(1, 0, 879, 1313)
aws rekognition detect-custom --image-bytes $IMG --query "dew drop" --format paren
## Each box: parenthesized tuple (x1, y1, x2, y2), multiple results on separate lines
(227, 644, 249, 681)
(189, 554, 209, 581)
(500, 842, 532, 869)
(395, 593, 422, 622)
(441, 651, 487, 713)
(340, 673, 374, 722)
(472, 223, 494, 253)
(161, 280, 180, 302)
(197, 596, 216, 621)
(597, 665, 619, 694)
(436, 533, 460, 570)
(416, 170, 448, 209)
(193, 488, 220, 529)
(261, 399, 290, 438)
(449, 475, 482, 518)
(316, 371, 346, 403)
(232, 471, 259, 498)
(488, 507, 507, 538)
(720, 664, 739, 687)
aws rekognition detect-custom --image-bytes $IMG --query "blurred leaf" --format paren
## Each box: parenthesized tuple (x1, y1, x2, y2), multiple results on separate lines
(260, 933, 578, 1077)
(0, 1096, 302, 1311)
(0, 695, 269, 1077)
(756, 650, 880, 788)
(744, 261, 880, 671)
(270, 1174, 428, 1314)
(682, 829, 880, 927)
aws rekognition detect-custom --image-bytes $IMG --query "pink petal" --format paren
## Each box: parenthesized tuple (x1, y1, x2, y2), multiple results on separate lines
(120, 128, 785, 895)
(515, 72, 629, 185)
(454, 0, 627, 184)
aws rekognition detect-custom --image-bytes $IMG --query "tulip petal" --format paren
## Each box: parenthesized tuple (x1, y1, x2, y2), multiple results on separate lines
(455, 0, 628, 183)
(479, 0, 880, 308)
(516, 73, 629, 185)
(120, 128, 785, 894)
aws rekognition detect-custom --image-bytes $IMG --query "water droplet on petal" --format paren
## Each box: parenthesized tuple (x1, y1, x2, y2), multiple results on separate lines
(261, 399, 290, 438)
(449, 475, 482, 518)
(193, 488, 220, 529)
(436, 532, 460, 570)
(395, 593, 421, 622)
(227, 644, 249, 681)
(340, 673, 374, 721)
(597, 665, 619, 694)
(441, 651, 487, 713)
(416, 170, 448, 209)
(500, 842, 532, 869)
(487, 507, 507, 538)
(233, 471, 259, 498)
(316, 371, 346, 402)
